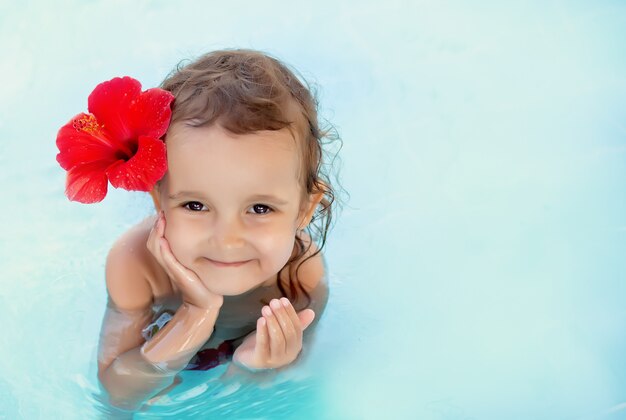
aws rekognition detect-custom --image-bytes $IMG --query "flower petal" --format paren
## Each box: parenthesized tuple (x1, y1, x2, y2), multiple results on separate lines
(87, 77, 174, 142)
(128, 87, 175, 139)
(87, 77, 142, 142)
(105, 135, 167, 192)
(56, 113, 122, 171)
(65, 161, 112, 203)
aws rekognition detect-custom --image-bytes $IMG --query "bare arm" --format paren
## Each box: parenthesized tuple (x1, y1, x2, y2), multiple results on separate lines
(97, 301, 220, 410)
(96, 219, 223, 411)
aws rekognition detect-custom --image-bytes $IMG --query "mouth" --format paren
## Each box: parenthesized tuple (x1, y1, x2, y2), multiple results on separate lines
(206, 258, 251, 267)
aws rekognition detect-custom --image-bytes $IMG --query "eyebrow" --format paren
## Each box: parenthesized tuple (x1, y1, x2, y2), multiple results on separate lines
(168, 191, 289, 205)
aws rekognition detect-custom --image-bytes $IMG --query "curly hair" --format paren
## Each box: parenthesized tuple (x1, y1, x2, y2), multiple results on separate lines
(157, 48, 344, 308)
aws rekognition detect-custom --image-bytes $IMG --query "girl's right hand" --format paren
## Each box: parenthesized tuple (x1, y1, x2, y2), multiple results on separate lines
(147, 211, 224, 311)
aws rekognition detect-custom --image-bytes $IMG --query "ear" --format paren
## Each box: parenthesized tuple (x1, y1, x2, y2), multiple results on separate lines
(298, 190, 324, 230)
(149, 186, 162, 213)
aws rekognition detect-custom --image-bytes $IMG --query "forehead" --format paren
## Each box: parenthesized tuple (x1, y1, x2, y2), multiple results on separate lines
(164, 123, 301, 195)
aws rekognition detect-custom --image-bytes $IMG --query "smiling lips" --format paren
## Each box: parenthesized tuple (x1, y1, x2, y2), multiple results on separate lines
(207, 259, 250, 267)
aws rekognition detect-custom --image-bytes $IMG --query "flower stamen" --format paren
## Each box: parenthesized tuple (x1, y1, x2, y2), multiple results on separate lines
(72, 114, 101, 134)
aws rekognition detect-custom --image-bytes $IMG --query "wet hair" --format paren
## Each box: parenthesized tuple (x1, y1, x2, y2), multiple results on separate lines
(158, 48, 345, 308)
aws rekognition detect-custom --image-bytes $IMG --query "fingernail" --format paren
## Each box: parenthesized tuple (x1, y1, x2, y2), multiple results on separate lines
(262, 306, 272, 317)
(270, 299, 281, 310)
(280, 297, 290, 307)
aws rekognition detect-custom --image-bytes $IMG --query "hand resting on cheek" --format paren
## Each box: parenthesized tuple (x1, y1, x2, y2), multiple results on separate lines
(146, 210, 224, 311)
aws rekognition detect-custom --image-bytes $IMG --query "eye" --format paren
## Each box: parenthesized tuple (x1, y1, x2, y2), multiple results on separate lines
(250, 204, 273, 215)
(182, 201, 206, 212)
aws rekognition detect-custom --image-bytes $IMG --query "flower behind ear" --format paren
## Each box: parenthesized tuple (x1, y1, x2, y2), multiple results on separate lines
(55, 76, 174, 204)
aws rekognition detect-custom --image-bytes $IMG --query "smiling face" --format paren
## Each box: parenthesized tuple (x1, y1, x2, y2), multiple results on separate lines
(155, 122, 314, 296)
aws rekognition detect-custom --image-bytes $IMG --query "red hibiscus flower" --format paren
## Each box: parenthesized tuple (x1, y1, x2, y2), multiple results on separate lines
(56, 76, 174, 203)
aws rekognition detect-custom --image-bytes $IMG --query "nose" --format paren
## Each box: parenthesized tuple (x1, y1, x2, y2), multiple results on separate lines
(211, 214, 246, 250)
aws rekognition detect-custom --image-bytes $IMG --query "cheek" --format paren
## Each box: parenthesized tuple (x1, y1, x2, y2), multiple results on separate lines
(163, 217, 198, 264)
(256, 228, 298, 268)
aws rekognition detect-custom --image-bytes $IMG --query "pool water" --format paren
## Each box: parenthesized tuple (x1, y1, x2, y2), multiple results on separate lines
(2, 1, 626, 418)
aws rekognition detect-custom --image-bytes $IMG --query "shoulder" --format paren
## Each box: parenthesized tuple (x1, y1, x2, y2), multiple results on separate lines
(287, 232, 329, 314)
(105, 215, 161, 311)
(291, 232, 326, 291)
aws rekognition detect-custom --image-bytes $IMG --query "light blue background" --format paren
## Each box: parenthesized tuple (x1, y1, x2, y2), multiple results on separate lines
(1, 0, 626, 418)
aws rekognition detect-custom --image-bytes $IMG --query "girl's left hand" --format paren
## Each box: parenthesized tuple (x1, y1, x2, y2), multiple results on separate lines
(232, 298, 315, 370)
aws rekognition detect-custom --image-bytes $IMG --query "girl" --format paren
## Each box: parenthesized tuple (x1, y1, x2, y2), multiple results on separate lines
(56, 49, 340, 410)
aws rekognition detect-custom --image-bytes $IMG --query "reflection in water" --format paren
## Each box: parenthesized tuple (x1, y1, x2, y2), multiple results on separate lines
(91, 360, 321, 417)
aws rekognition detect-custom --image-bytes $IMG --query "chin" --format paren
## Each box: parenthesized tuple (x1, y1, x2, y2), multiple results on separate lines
(202, 279, 263, 297)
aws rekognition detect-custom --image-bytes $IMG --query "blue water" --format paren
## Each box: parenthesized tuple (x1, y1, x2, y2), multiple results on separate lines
(2, 0, 626, 418)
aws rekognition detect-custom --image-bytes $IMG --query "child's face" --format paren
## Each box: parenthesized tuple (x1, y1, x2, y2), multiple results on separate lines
(157, 122, 309, 296)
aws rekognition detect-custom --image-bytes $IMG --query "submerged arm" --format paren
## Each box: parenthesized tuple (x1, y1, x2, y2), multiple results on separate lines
(96, 230, 223, 411)
(97, 300, 221, 410)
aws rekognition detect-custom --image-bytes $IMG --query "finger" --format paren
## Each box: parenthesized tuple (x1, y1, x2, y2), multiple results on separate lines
(147, 212, 166, 260)
(146, 214, 161, 256)
(254, 317, 270, 362)
(280, 297, 303, 335)
(297, 309, 316, 331)
(262, 305, 285, 362)
(157, 238, 178, 281)
(160, 238, 203, 289)
(271, 298, 298, 357)
(280, 298, 304, 356)
(158, 210, 165, 237)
